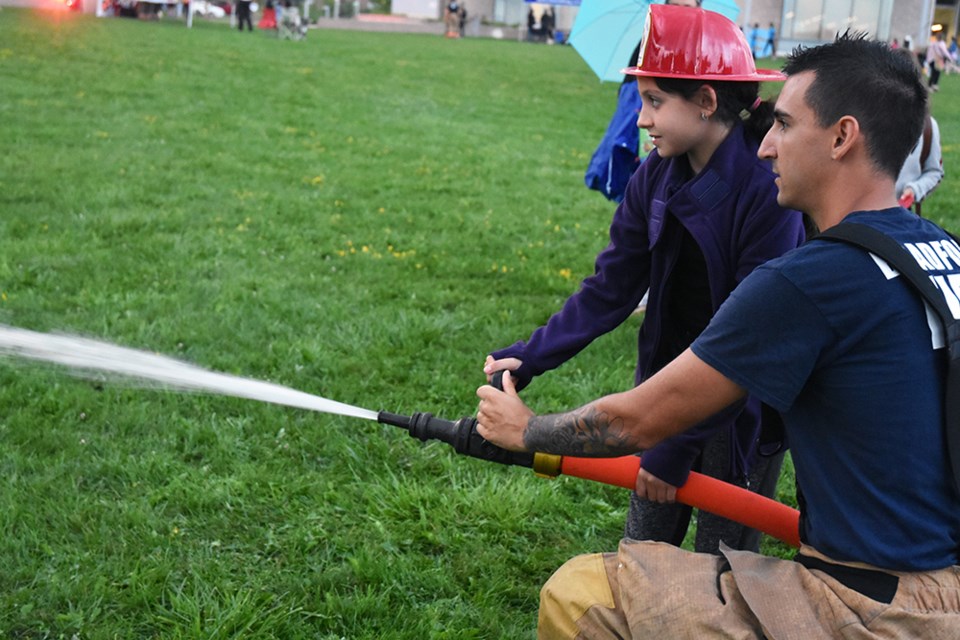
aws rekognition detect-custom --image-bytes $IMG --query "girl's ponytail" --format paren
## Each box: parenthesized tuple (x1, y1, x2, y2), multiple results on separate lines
(743, 96, 775, 143)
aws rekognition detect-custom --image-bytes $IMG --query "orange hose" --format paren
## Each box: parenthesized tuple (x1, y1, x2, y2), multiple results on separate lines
(560, 455, 801, 548)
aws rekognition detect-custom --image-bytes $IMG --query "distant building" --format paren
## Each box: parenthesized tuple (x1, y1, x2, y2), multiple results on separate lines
(390, 0, 437, 20)
(391, 1, 943, 51)
(392, 0, 577, 33)
(741, 0, 940, 54)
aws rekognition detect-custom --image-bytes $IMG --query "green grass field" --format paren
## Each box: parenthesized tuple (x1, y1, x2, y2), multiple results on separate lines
(1, 8, 957, 638)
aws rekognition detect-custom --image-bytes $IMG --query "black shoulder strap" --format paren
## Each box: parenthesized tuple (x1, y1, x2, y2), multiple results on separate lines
(921, 113, 933, 167)
(818, 222, 960, 497)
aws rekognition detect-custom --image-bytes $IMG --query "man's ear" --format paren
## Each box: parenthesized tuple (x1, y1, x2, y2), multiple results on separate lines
(830, 115, 860, 160)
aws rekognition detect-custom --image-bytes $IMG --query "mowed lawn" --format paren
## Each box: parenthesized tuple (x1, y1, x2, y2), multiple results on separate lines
(1, 8, 957, 638)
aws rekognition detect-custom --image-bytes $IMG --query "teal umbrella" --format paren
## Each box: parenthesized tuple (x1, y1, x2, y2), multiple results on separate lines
(569, 0, 741, 82)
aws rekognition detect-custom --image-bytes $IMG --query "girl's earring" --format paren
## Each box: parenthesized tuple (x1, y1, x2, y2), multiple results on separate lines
(700, 112, 708, 121)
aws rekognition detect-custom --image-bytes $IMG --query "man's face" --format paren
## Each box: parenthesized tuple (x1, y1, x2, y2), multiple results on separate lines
(758, 72, 830, 214)
(664, 0, 700, 6)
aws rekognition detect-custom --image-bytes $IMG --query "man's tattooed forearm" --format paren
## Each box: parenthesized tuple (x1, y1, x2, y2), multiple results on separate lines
(522, 405, 635, 456)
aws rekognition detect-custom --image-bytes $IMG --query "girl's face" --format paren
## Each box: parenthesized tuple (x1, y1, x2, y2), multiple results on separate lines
(635, 77, 710, 160)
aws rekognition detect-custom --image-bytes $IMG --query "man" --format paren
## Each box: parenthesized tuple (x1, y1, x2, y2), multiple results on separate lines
(927, 32, 952, 92)
(477, 33, 960, 638)
(236, 0, 253, 31)
(444, 0, 460, 38)
(763, 21, 777, 57)
(749, 22, 761, 58)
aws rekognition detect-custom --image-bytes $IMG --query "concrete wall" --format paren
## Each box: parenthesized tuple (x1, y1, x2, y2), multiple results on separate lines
(742, 0, 935, 54)
(391, 0, 439, 19)
(889, 0, 936, 45)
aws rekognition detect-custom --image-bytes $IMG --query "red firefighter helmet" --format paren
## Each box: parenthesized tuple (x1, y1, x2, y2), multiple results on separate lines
(623, 5, 784, 82)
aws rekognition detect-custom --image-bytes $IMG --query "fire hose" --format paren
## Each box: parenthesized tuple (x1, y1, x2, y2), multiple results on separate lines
(0, 325, 801, 547)
(378, 374, 801, 548)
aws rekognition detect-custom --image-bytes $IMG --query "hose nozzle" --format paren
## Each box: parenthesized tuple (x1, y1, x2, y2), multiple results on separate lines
(378, 409, 534, 468)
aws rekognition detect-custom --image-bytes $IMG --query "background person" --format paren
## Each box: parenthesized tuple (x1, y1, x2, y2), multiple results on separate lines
(258, 0, 276, 29)
(762, 21, 776, 57)
(541, 7, 554, 44)
(236, 0, 253, 31)
(477, 33, 960, 639)
(749, 22, 761, 58)
(893, 48, 943, 214)
(486, 5, 805, 558)
(927, 32, 951, 91)
(444, 0, 460, 38)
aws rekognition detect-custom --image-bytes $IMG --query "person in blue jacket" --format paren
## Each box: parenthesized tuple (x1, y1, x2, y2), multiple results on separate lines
(585, 0, 702, 203)
(484, 5, 807, 555)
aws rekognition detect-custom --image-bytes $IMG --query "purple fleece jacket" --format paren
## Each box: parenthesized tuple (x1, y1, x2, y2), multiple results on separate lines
(491, 123, 805, 486)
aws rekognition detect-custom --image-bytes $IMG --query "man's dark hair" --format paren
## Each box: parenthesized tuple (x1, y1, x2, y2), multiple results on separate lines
(783, 31, 927, 178)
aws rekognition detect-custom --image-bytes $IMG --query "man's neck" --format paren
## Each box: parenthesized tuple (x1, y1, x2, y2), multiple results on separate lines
(811, 173, 899, 231)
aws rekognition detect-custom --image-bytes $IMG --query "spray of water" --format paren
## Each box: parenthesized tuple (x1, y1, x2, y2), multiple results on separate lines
(0, 324, 380, 421)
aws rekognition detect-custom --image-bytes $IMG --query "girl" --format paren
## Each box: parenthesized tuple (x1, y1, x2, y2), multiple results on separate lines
(484, 5, 806, 554)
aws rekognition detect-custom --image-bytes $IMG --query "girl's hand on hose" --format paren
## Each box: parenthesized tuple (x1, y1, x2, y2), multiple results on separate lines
(634, 467, 678, 503)
(483, 355, 522, 381)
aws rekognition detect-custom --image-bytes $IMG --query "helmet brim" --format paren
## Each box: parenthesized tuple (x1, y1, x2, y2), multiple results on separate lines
(621, 66, 786, 82)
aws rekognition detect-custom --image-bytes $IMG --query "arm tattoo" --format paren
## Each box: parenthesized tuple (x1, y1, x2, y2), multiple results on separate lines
(522, 404, 635, 457)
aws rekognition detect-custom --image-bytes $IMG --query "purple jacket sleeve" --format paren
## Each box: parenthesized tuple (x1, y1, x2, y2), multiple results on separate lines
(639, 400, 755, 486)
(490, 172, 653, 390)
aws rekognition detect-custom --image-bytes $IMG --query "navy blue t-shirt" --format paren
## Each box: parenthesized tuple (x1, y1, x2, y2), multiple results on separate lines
(693, 208, 960, 571)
